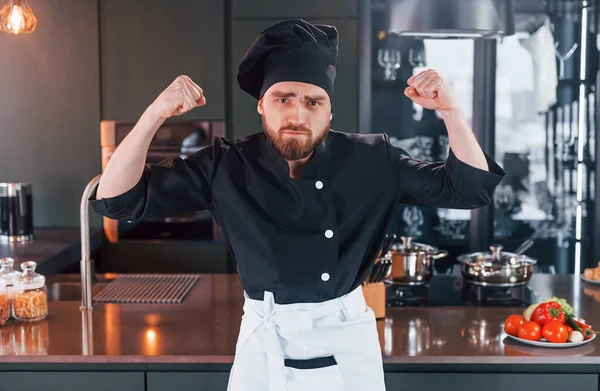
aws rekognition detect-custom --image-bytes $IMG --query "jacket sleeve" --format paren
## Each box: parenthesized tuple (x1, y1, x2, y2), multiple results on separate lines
(88, 145, 215, 222)
(385, 135, 505, 209)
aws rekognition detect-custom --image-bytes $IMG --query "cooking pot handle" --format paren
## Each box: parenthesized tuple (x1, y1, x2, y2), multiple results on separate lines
(432, 249, 448, 260)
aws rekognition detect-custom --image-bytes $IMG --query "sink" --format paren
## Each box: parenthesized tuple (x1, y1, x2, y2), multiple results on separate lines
(45, 274, 115, 302)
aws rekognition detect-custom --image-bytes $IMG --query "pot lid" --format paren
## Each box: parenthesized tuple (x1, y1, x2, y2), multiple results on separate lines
(386, 0, 515, 39)
(458, 244, 537, 267)
(390, 236, 438, 253)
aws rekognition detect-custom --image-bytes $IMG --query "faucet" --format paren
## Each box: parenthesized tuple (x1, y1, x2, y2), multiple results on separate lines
(80, 174, 102, 311)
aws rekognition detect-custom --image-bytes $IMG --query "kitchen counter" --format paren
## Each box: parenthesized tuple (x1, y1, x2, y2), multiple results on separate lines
(0, 228, 103, 274)
(1, 273, 599, 391)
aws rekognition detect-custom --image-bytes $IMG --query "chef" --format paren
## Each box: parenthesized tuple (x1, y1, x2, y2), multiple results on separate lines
(90, 19, 505, 391)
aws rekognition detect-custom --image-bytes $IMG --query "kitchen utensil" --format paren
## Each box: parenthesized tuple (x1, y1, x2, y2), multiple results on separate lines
(380, 233, 396, 258)
(375, 258, 392, 283)
(457, 244, 537, 287)
(367, 262, 382, 284)
(373, 234, 396, 282)
(505, 333, 595, 348)
(387, 236, 448, 285)
(366, 233, 396, 284)
(514, 238, 534, 255)
(372, 260, 383, 283)
(0, 183, 33, 243)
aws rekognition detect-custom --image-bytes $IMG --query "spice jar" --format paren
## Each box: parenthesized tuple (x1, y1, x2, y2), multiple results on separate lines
(0, 279, 9, 326)
(0, 257, 22, 316)
(0, 257, 20, 287)
(12, 261, 48, 322)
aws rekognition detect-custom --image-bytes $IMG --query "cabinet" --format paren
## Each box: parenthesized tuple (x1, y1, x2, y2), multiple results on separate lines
(384, 373, 599, 391)
(100, 0, 225, 121)
(230, 19, 358, 141)
(147, 372, 230, 391)
(0, 369, 597, 391)
(0, 372, 144, 391)
(232, 0, 357, 18)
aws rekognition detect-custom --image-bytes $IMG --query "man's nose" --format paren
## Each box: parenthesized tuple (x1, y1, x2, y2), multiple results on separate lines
(286, 104, 308, 126)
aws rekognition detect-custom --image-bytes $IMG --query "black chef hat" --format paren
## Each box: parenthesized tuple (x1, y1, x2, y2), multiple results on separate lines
(237, 19, 339, 105)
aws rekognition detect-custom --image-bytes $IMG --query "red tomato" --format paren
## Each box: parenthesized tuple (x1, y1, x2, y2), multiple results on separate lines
(542, 320, 568, 343)
(504, 314, 527, 336)
(518, 321, 542, 341)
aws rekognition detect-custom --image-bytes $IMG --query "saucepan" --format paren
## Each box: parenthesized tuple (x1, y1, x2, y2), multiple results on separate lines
(385, 236, 448, 285)
(457, 244, 537, 286)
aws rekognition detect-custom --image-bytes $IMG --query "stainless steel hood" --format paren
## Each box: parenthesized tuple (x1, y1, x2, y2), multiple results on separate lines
(386, 0, 516, 39)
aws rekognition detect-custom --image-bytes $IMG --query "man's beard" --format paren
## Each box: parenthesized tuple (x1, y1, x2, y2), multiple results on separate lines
(263, 116, 329, 160)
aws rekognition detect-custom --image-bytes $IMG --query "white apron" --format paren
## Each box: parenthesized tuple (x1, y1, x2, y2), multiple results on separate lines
(226, 285, 386, 391)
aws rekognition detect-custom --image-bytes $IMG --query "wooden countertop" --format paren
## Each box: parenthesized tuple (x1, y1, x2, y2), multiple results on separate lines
(0, 228, 103, 275)
(0, 273, 599, 365)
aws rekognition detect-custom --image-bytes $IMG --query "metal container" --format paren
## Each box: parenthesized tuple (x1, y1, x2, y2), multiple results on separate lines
(387, 236, 448, 285)
(0, 183, 33, 243)
(457, 244, 537, 287)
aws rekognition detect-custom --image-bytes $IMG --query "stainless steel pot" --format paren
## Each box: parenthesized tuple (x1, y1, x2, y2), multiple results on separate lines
(387, 236, 448, 285)
(458, 244, 537, 286)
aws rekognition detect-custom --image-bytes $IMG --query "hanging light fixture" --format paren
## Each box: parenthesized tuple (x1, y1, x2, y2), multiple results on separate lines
(386, 0, 515, 39)
(0, 0, 37, 35)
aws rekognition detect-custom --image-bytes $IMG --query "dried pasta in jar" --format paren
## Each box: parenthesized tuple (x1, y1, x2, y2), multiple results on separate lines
(12, 290, 48, 322)
(12, 261, 48, 322)
(0, 293, 9, 325)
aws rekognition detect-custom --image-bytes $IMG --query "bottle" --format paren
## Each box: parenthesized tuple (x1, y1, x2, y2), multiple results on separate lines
(12, 261, 47, 322)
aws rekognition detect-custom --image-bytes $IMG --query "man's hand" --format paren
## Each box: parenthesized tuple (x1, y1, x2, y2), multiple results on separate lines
(404, 69, 460, 115)
(148, 75, 206, 120)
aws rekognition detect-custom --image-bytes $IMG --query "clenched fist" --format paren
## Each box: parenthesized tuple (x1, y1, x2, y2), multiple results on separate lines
(404, 69, 460, 114)
(148, 75, 206, 119)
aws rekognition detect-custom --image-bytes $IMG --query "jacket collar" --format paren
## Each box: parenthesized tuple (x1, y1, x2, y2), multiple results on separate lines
(258, 131, 330, 179)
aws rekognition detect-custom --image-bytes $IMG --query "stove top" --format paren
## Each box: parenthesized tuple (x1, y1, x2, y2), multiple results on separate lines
(385, 275, 539, 307)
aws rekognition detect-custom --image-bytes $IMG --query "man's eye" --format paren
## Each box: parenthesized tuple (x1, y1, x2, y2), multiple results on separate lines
(309, 100, 319, 106)
(278, 98, 288, 103)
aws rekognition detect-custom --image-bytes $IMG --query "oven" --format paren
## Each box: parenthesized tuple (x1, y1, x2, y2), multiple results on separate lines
(99, 119, 225, 243)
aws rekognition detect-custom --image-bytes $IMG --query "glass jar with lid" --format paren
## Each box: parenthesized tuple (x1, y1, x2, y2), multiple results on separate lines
(12, 261, 48, 322)
(0, 257, 22, 306)
(0, 278, 8, 325)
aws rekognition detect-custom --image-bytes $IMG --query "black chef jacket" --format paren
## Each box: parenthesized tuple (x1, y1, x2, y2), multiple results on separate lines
(89, 130, 505, 304)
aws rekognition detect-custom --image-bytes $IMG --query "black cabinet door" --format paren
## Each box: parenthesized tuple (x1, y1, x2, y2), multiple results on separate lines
(384, 373, 599, 391)
(0, 372, 144, 391)
(147, 372, 230, 391)
(232, 0, 357, 18)
(230, 19, 358, 141)
(100, 0, 225, 121)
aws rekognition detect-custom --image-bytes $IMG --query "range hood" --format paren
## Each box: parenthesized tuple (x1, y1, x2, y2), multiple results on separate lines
(386, 0, 516, 39)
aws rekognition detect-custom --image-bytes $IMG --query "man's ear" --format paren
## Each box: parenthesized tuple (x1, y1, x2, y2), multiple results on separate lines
(257, 98, 264, 115)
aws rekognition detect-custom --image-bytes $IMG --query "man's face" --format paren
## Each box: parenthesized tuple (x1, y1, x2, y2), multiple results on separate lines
(258, 81, 332, 161)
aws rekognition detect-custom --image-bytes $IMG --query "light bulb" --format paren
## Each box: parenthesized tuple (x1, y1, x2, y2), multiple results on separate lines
(0, 0, 37, 35)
